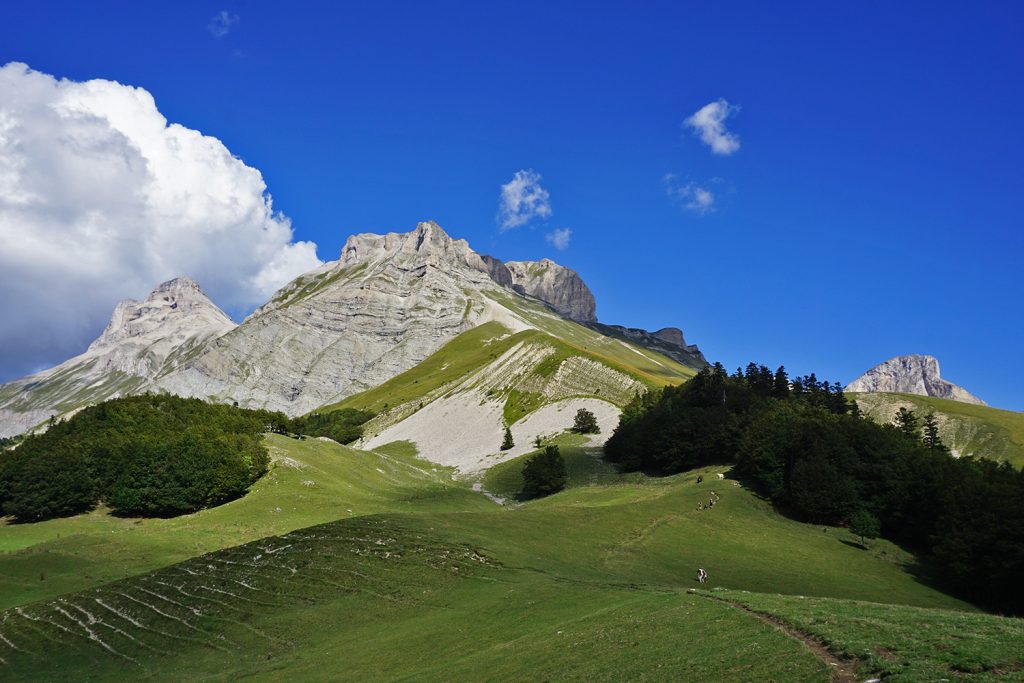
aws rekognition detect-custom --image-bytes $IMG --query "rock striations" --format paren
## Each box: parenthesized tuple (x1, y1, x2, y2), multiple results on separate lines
(156, 222, 526, 415)
(0, 277, 236, 437)
(846, 354, 986, 406)
(0, 221, 706, 434)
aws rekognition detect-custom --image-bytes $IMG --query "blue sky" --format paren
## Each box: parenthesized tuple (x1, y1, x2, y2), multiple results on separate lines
(2, 1, 1022, 409)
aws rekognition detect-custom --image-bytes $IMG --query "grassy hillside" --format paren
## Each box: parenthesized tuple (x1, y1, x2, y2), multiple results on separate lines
(853, 392, 1024, 468)
(0, 434, 488, 610)
(716, 589, 1024, 681)
(3, 427, 1012, 681)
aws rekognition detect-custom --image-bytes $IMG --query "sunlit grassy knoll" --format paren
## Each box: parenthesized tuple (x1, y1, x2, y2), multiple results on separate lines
(0, 434, 489, 610)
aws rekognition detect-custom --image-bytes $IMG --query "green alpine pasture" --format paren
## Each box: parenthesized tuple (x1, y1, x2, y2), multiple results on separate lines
(716, 589, 1024, 681)
(0, 434, 489, 610)
(4, 430, 1018, 681)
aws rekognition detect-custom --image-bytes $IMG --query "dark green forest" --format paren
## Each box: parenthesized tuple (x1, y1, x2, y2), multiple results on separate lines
(606, 362, 1024, 615)
(0, 397, 375, 523)
(0, 395, 288, 521)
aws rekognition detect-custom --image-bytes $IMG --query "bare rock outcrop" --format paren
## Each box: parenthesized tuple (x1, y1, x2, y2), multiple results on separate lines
(504, 258, 597, 323)
(846, 355, 986, 406)
(155, 222, 526, 415)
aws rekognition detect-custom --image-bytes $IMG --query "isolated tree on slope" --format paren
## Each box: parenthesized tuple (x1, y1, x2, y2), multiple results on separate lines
(521, 445, 567, 498)
(849, 508, 881, 548)
(501, 427, 514, 451)
(572, 408, 600, 434)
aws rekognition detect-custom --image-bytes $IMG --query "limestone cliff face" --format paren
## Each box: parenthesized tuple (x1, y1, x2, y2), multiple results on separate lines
(504, 258, 597, 322)
(156, 222, 526, 416)
(846, 355, 986, 406)
(0, 277, 236, 437)
(1, 220, 707, 436)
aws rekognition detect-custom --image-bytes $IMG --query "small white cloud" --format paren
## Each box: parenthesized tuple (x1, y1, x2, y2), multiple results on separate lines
(684, 99, 741, 155)
(545, 228, 571, 251)
(208, 10, 239, 38)
(497, 169, 552, 231)
(663, 174, 716, 214)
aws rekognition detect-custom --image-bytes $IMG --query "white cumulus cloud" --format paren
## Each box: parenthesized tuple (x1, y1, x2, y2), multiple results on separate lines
(684, 99, 741, 155)
(497, 169, 552, 231)
(208, 10, 239, 38)
(0, 62, 322, 381)
(663, 174, 716, 214)
(545, 227, 571, 251)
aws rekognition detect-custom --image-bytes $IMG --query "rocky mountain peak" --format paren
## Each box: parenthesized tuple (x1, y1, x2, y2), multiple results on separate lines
(89, 277, 233, 351)
(504, 258, 597, 323)
(340, 220, 489, 275)
(846, 354, 986, 406)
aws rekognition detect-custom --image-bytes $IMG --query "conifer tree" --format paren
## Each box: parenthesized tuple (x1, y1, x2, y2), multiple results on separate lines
(501, 427, 515, 451)
(772, 366, 790, 398)
(521, 445, 567, 498)
(894, 407, 920, 441)
(922, 413, 943, 451)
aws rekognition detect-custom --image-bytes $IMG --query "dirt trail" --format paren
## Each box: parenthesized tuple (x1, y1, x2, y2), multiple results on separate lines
(697, 592, 866, 683)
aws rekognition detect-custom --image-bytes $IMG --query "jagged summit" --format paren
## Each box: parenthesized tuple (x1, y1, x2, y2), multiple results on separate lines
(0, 276, 236, 437)
(846, 354, 986, 406)
(90, 277, 231, 351)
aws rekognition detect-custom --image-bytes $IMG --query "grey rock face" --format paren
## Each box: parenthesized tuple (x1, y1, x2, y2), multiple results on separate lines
(479, 254, 513, 288)
(0, 277, 236, 437)
(846, 355, 986, 406)
(156, 222, 523, 416)
(504, 258, 597, 322)
(585, 322, 707, 368)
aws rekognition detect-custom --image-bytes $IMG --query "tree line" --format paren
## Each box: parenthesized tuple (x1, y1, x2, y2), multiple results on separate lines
(0, 396, 375, 522)
(606, 362, 1024, 614)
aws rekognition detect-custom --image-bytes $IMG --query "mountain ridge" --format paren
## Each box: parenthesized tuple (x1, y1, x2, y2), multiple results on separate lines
(0, 221, 704, 435)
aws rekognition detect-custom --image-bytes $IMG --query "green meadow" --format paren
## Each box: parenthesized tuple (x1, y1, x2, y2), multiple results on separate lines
(3, 430, 1017, 680)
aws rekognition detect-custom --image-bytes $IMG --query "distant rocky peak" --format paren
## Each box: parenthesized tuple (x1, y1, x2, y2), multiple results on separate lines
(846, 354, 986, 406)
(89, 276, 233, 351)
(504, 258, 597, 323)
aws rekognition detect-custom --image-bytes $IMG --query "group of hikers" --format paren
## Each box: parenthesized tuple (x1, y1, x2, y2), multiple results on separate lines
(695, 490, 720, 511)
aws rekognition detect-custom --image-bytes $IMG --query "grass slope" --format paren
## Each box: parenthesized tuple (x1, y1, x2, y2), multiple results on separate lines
(853, 392, 1024, 468)
(716, 589, 1024, 681)
(0, 434, 489, 610)
(2, 430, 1009, 680)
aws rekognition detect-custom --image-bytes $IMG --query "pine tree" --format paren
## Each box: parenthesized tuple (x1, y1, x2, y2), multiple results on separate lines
(922, 414, 943, 451)
(772, 366, 790, 398)
(894, 407, 920, 441)
(501, 427, 515, 451)
(521, 445, 567, 498)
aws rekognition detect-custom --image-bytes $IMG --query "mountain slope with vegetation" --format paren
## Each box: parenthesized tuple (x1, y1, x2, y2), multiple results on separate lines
(1, 454, 994, 681)
(853, 392, 1024, 468)
(318, 318, 697, 472)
